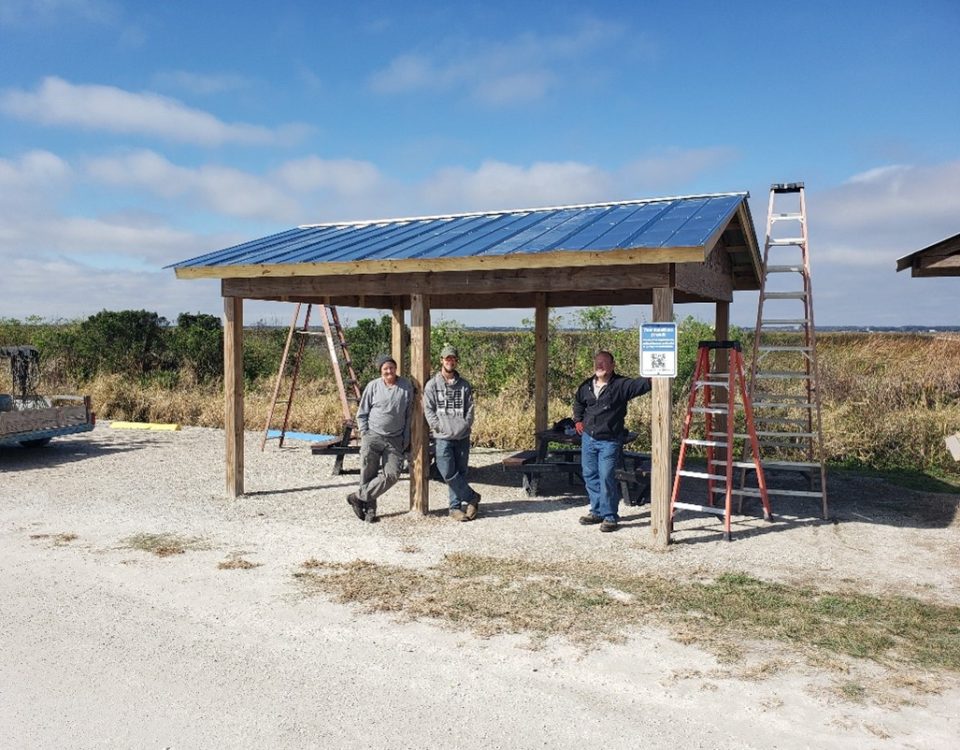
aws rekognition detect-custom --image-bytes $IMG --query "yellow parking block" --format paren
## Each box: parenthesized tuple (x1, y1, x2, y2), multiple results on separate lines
(110, 421, 181, 431)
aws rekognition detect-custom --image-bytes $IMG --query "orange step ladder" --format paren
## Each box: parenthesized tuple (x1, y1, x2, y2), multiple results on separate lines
(671, 340, 772, 541)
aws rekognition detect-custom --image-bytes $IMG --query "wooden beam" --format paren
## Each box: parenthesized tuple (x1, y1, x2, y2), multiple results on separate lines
(223, 296, 244, 498)
(254, 288, 712, 310)
(534, 294, 549, 433)
(391, 302, 405, 375)
(673, 241, 734, 302)
(179, 246, 704, 280)
(222, 264, 672, 300)
(650, 287, 673, 547)
(409, 294, 430, 514)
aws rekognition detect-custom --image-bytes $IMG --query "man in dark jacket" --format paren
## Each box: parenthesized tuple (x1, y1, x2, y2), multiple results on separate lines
(572, 350, 651, 532)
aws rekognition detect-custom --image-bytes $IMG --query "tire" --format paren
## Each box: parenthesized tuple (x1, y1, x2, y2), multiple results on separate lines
(19, 437, 52, 448)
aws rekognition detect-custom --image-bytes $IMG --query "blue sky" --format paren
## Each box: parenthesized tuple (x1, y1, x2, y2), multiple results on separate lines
(1, 0, 958, 328)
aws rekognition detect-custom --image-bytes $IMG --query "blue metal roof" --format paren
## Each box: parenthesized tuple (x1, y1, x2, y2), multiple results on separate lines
(172, 193, 750, 276)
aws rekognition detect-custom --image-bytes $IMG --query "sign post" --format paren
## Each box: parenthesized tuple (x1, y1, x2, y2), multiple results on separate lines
(640, 322, 677, 378)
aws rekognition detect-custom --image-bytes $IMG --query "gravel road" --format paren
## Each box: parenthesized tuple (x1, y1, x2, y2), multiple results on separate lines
(2, 425, 958, 749)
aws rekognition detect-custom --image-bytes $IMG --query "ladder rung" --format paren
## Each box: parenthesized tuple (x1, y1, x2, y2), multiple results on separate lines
(295, 330, 327, 336)
(683, 438, 728, 448)
(766, 265, 804, 273)
(770, 213, 803, 221)
(673, 502, 726, 516)
(695, 378, 729, 387)
(756, 371, 812, 379)
(763, 291, 806, 299)
(678, 470, 730, 481)
(691, 406, 729, 414)
(724, 487, 823, 498)
(712, 460, 764, 469)
(768, 238, 806, 246)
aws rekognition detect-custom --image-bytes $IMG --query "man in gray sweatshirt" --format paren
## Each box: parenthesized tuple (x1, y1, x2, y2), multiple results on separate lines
(423, 344, 480, 521)
(347, 355, 413, 523)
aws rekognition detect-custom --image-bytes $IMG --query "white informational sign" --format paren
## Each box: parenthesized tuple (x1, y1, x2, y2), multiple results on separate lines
(640, 322, 677, 377)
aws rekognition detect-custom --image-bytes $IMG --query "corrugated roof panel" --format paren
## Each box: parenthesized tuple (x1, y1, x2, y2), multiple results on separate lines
(177, 226, 306, 268)
(429, 212, 543, 258)
(366, 214, 501, 260)
(169, 192, 751, 271)
(665, 195, 743, 247)
(632, 198, 711, 247)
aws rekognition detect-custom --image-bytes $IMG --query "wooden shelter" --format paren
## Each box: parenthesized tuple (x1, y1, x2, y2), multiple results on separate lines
(896, 231, 960, 277)
(171, 193, 763, 546)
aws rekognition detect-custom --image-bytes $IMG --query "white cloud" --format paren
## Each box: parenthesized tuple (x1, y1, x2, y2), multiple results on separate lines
(368, 21, 624, 105)
(0, 149, 72, 187)
(419, 160, 613, 213)
(823, 161, 960, 226)
(0, 77, 307, 146)
(85, 150, 301, 220)
(272, 156, 384, 195)
(809, 160, 960, 268)
(152, 70, 254, 96)
(622, 148, 739, 193)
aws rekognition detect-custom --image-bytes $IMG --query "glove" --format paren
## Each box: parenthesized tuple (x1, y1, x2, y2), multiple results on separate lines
(575, 421, 584, 436)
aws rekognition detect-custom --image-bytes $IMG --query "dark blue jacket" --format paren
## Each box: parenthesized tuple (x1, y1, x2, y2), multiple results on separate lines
(572, 373, 651, 441)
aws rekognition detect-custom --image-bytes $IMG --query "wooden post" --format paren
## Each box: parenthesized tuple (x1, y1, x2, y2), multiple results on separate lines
(224, 296, 244, 498)
(534, 293, 549, 434)
(714, 301, 730, 465)
(409, 294, 431, 514)
(650, 287, 673, 547)
(391, 302, 405, 375)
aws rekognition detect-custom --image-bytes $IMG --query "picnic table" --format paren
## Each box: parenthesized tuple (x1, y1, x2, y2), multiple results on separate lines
(502, 428, 650, 504)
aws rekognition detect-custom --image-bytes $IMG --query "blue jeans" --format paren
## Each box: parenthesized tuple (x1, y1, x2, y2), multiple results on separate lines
(434, 437, 477, 510)
(581, 432, 623, 522)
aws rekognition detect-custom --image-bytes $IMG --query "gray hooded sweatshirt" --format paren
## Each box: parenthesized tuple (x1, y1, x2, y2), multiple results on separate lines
(423, 370, 474, 440)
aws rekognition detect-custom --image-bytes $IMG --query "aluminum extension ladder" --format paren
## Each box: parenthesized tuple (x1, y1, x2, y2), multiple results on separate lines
(260, 303, 361, 450)
(671, 341, 772, 541)
(741, 182, 828, 518)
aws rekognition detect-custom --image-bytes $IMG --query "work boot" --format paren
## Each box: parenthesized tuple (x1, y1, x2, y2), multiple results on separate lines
(579, 513, 602, 525)
(449, 508, 469, 522)
(364, 503, 378, 524)
(346, 493, 365, 521)
(600, 519, 619, 533)
(465, 493, 481, 520)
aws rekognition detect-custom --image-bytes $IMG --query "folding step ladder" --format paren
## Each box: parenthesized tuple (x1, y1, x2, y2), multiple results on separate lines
(671, 341, 772, 541)
(260, 303, 361, 450)
(742, 182, 828, 518)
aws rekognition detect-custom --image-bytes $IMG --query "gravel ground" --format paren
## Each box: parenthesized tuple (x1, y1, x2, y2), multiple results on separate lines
(1, 425, 959, 749)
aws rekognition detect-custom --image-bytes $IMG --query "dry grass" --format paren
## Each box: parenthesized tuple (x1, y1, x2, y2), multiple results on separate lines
(79, 332, 960, 476)
(29, 532, 78, 544)
(217, 556, 261, 570)
(122, 532, 207, 558)
(294, 554, 960, 672)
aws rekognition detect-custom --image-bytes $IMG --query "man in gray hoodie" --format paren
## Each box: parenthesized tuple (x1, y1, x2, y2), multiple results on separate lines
(347, 355, 413, 523)
(423, 344, 480, 521)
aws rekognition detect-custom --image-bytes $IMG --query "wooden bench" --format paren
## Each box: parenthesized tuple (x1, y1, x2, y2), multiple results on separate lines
(313, 429, 438, 478)
(503, 446, 651, 503)
(502, 450, 538, 467)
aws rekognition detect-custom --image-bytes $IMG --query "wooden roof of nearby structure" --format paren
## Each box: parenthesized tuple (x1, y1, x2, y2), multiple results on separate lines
(171, 193, 762, 309)
(896, 232, 960, 277)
